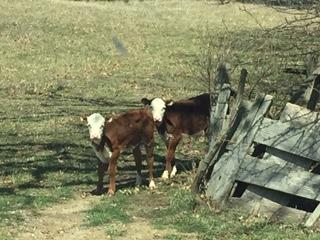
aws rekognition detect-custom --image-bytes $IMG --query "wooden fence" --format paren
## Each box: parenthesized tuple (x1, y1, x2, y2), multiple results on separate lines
(193, 64, 320, 227)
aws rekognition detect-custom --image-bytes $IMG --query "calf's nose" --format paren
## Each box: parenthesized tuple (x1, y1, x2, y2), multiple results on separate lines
(153, 116, 162, 122)
(90, 136, 101, 141)
(154, 119, 162, 125)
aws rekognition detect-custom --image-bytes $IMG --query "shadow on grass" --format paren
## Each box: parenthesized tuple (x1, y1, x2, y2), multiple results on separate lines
(45, 93, 142, 108)
(237, 0, 316, 9)
(0, 91, 199, 224)
(0, 135, 198, 227)
(0, 139, 195, 193)
(0, 93, 143, 123)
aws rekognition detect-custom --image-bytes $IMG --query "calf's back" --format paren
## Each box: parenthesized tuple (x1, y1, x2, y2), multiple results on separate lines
(105, 109, 154, 149)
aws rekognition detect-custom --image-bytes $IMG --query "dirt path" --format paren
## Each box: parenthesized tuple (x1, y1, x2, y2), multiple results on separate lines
(117, 218, 169, 240)
(12, 191, 195, 240)
(15, 194, 106, 240)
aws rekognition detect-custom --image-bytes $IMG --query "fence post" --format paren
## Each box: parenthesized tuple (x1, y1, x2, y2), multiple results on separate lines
(192, 64, 231, 193)
(206, 94, 273, 205)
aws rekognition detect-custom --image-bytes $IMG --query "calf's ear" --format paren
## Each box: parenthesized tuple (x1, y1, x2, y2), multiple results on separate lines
(80, 116, 88, 123)
(141, 98, 151, 106)
(165, 100, 174, 106)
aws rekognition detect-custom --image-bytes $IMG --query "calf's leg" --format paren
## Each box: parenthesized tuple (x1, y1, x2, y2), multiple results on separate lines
(145, 142, 155, 189)
(92, 161, 108, 195)
(162, 135, 181, 180)
(133, 146, 143, 186)
(107, 150, 120, 196)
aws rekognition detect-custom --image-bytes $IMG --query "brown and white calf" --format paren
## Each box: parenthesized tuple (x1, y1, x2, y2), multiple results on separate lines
(83, 109, 156, 196)
(141, 93, 211, 179)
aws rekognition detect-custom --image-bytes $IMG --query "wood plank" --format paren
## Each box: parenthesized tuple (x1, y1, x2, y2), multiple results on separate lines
(244, 182, 318, 214)
(192, 83, 231, 193)
(209, 63, 231, 138)
(313, 66, 320, 75)
(237, 156, 320, 201)
(302, 54, 319, 104)
(306, 54, 319, 76)
(307, 74, 320, 111)
(206, 95, 273, 204)
(227, 68, 247, 129)
(254, 118, 320, 161)
(192, 65, 243, 193)
(192, 98, 249, 193)
(231, 186, 310, 224)
(305, 203, 320, 227)
(266, 147, 313, 170)
(209, 83, 231, 144)
(246, 185, 292, 209)
(226, 100, 253, 151)
(280, 103, 320, 126)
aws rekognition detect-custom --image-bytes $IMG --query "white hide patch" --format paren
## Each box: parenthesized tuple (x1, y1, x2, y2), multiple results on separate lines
(93, 145, 112, 164)
(161, 170, 169, 180)
(150, 98, 166, 122)
(87, 113, 105, 143)
(161, 166, 177, 180)
(149, 179, 156, 189)
(170, 165, 177, 178)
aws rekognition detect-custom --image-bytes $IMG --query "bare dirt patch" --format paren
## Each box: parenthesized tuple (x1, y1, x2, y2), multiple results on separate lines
(14, 194, 106, 240)
(117, 218, 168, 240)
(11, 184, 197, 240)
(116, 217, 197, 240)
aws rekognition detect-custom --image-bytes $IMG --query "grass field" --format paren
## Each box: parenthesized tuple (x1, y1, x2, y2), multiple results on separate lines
(0, 0, 319, 239)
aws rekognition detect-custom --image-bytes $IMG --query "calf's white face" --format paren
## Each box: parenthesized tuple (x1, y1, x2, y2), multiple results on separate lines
(86, 113, 105, 144)
(150, 98, 166, 122)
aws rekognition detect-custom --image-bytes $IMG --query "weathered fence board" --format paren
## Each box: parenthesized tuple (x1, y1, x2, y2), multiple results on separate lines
(192, 67, 249, 193)
(237, 156, 320, 201)
(192, 84, 232, 193)
(231, 187, 310, 223)
(280, 103, 320, 126)
(254, 118, 320, 162)
(266, 147, 313, 170)
(206, 95, 272, 204)
(305, 204, 320, 227)
(307, 68, 320, 111)
(226, 100, 253, 151)
(201, 63, 320, 226)
(245, 185, 295, 209)
(208, 84, 232, 144)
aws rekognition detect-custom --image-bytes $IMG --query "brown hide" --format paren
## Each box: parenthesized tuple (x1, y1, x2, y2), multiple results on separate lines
(105, 109, 154, 150)
(158, 93, 211, 177)
(94, 109, 155, 196)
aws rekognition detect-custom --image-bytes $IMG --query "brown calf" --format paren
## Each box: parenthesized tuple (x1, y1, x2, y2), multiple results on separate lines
(83, 109, 155, 196)
(141, 93, 211, 179)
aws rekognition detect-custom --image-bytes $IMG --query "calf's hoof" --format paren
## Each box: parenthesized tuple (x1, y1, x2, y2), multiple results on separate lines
(161, 170, 169, 180)
(107, 190, 115, 197)
(149, 180, 156, 190)
(170, 165, 177, 178)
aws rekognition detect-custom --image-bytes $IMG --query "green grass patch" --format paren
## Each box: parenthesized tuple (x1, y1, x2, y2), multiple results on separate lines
(0, 232, 14, 240)
(86, 192, 132, 237)
(150, 187, 320, 240)
(82, 182, 320, 240)
(0, 186, 73, 227)
(163, 234, 185, 240)
(87, 193, 131, 226)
